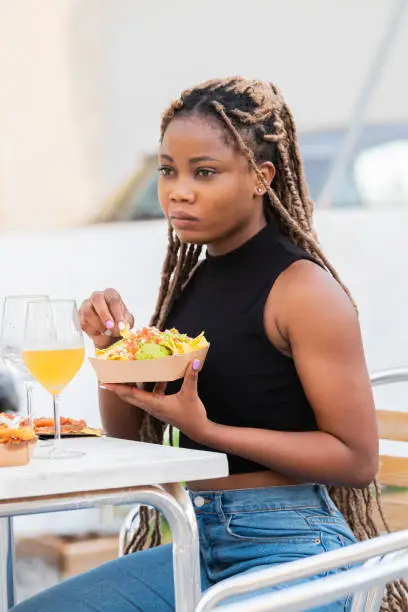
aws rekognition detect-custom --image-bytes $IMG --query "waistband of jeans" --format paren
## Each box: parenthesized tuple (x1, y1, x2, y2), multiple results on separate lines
(188, 484, 335, 514)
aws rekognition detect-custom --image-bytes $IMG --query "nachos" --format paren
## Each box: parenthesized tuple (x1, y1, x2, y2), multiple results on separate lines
(95, 326, 208, 361)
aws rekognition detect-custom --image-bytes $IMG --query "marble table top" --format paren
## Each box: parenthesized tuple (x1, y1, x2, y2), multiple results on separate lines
(0, 437, 229, 500)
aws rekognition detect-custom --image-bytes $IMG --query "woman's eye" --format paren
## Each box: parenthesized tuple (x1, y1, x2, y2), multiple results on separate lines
(158, 166, 174, 177)
(196, 168, 216, 178)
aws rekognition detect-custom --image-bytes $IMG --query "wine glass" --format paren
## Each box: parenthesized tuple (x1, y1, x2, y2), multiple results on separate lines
(23, 299, 85, 459)
(0, 295, 49, 425)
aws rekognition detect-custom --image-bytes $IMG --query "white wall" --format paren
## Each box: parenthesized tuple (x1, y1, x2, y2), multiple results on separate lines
(1, 0, 407, 229)
(0, 209, 407, 428)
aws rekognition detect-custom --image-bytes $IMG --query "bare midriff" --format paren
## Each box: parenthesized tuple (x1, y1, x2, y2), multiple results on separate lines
(187, 469, 300, 491)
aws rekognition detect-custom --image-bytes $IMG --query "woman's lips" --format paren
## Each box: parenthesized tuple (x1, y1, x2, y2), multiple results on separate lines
(170, 213, 199, 229)
(171, 218, 199, 229)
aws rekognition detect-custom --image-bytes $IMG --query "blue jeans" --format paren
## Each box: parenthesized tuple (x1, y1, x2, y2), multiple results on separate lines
(12, 484, 357, 611)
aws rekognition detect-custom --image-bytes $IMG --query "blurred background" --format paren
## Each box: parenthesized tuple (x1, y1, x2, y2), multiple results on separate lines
(1, 0, 408, 601)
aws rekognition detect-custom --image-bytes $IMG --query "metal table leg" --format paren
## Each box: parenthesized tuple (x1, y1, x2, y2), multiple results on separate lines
(134, 484, 201, 612)
(162, 483, 201, 610)
(0, 517, 15, 612)
(0, 484, 201, 612)
(7, 518, 16, 609)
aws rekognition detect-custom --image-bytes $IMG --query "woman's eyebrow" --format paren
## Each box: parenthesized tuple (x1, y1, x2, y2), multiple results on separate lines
(159, 154, 222, 163)
(189, 156, 222, 163)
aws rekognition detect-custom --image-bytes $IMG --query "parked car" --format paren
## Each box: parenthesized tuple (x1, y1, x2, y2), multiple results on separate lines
(101, 122, 408, 222)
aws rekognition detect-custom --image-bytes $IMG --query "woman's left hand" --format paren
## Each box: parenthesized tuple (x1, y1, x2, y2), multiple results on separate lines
(103, 360, 211, 442)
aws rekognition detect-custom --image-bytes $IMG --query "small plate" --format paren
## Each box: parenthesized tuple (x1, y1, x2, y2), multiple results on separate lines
(37, 428, 103, 439)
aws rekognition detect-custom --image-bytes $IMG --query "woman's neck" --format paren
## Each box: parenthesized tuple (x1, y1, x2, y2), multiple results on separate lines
(207, 210, 267, 257)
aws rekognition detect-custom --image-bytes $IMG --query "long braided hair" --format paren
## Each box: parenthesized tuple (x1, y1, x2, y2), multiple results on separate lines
(126, 77, 408, 610)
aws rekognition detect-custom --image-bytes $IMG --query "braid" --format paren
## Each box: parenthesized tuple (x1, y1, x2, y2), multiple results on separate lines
(150, 224, 178, 326)
(210, 100, 356, 308)
(124, 77, 408, 607)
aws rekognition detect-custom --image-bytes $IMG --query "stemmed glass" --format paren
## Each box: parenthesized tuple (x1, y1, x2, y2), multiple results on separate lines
(23, 299, 85, 459)
(0, 295, 49, 425)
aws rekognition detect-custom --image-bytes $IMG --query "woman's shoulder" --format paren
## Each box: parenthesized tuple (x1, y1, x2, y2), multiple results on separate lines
(265, 258, 358, 353)
(275, 258, 352, 309)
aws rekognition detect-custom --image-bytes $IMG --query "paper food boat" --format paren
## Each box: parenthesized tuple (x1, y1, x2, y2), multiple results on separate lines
(0, 440, 37, 467)
(89, 345, 209, 384)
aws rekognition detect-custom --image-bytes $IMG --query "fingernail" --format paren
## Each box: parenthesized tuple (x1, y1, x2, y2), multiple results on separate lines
(193, 359, 201, 372)
(99, 385, 108, 390)
(105, 320, 114, 329)
(104, 329, 112, 337)
(118, 321, 126, 331)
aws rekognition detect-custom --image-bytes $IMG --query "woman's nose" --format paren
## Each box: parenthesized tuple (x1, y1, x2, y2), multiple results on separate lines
(169, 185, 195, 203)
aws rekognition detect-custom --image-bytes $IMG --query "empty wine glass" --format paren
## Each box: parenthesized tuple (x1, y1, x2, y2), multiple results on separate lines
(23, 299, 85, 459)
(0, 295, 49, 425)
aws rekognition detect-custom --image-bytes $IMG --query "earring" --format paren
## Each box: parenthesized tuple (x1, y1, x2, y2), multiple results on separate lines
(257, 187, 264, 195)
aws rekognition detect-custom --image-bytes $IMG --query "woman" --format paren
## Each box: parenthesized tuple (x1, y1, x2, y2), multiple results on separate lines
(13, 78, 404, 611)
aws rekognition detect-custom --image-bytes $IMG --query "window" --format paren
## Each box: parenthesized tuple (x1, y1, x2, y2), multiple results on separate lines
(301, 124, 408, 208)
(354, 140, 408, 208)
(121, 123, 408, 220)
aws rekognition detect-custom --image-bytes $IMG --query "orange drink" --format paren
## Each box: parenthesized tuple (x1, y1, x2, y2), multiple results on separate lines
(23, 347, 85, 395)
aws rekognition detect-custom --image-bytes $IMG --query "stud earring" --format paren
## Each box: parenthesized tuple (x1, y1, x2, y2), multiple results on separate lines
(257, 187, 264, 195)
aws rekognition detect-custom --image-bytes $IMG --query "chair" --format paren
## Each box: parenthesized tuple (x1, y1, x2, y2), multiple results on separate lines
(372, 368, 408, 531)
(114, 366, 408, 610)
(192, 368, 408, 611)
(194, 530, 408, 611)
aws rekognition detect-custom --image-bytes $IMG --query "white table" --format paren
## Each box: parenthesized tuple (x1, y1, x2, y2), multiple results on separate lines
(0, 437, 228, 612)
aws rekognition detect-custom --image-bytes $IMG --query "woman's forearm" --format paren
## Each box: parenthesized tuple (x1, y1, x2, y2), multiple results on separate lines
(195, 422, 378, 488)
(99, 386, 144, 441)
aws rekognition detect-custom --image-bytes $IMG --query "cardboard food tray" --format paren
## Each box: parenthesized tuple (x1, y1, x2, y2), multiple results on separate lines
(0, 440, 37, 467)
(89, 346, 209, 384)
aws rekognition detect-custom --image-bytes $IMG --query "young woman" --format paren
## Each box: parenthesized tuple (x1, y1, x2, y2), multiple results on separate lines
(13, 78, 404, 611)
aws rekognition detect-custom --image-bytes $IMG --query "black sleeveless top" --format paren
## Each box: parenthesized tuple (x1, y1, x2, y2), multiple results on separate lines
(165, 221, 319, 474)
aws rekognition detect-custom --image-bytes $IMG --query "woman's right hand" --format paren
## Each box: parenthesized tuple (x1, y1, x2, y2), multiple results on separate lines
(79, 288, 135, 349)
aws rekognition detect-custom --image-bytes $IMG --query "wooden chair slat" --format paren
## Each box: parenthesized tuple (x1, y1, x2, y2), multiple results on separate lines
(373, 494, 408, 532)
(378, 455, 408, 487)
(377, 410, 408, 442)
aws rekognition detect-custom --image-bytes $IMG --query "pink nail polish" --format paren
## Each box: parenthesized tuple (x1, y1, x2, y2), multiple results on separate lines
(105, 320, 114, 329)
(193, 359, 201, 371)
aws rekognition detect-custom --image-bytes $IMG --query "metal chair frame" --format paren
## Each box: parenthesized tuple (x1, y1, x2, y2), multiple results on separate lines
(195, 530, 408, 611)
(115, 368, 408, 611)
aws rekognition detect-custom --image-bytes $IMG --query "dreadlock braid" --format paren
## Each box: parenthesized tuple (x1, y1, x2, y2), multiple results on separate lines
(211, 100, 357, 310)
(150, 224, 178, 325)
(125, 76, 408, 609)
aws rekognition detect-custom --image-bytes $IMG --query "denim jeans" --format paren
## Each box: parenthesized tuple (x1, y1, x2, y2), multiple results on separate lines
(12, 484, 357, 611)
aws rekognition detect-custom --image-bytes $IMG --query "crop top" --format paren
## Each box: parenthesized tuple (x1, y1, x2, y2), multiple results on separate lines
(165, 220, 319, 474)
